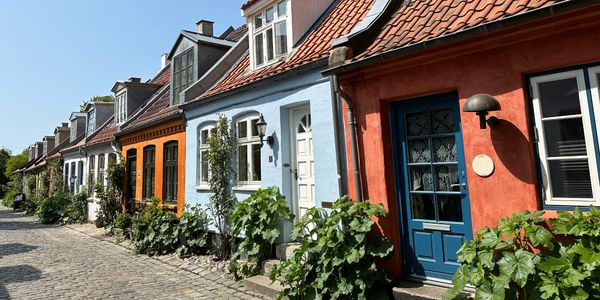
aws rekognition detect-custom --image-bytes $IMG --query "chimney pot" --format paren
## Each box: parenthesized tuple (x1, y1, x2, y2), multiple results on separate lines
(129, 77, 141, 83)
(161, 53, 169, 70)
(196, 20, 214, 37)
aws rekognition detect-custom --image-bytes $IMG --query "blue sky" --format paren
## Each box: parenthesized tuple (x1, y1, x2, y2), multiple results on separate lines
(0, 0, 245, 154)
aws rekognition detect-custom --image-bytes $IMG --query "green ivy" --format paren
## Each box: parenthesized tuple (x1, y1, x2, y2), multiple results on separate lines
(444, 208, 600, 300)
(229, 187, 294, 279)
(270, 197, 394, 300)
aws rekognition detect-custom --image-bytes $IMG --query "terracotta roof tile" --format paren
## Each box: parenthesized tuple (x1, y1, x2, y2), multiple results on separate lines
(356, 0, 566, 60)
(224, 25, 248, 42)
(241, 0, 260, 10)
(199, 0, 375, 100)
(85, 117, 116, 146)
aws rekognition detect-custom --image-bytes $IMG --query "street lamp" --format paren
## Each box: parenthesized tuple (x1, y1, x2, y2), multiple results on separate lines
(255, 114, 274, 147)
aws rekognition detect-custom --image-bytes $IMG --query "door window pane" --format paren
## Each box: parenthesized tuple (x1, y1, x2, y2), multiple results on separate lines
(409, 166, 432, 191)
(406, 112, 429, 136)
(539, 78, 581, 117)
(548, 160, 593, 198)
(438, 195, 463, 222)
(411, 194, 435, 220)
(430, 109, 454, 134)
(542, 118, 587, 157)
(432, 137, 457, 162)
(408, 139, 430, 163)
(434, 165, 459, 192)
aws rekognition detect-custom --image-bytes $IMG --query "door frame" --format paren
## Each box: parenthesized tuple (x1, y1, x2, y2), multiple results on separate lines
(389, 91, 474, 282)
(289, 105, 312, 222)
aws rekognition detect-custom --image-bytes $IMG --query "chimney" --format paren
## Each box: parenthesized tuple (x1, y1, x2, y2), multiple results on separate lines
(62, 122, 68, 127)
(196, 20, 214, 37)
(128, 77, 141, 83)
(160, 53, 169, 70)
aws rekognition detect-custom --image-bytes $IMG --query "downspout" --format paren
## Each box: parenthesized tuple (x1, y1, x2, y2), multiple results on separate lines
(329, 74, 348, 198)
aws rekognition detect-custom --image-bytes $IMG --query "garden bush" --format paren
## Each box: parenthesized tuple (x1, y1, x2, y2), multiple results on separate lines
(229, 187, 294, 278)
(444, 208, 600, 300)
(38, 193, 72, 224)
(175, 204, 211, 257)
(115, 212, 133, 231)
(270, 197, 394, 300)
(2, 190, 17, 207)
(61, 191, 87, 224)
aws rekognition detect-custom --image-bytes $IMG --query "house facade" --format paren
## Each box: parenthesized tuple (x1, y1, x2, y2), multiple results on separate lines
(181, 0, 374, 237)
(61, 112, 88, 194)
(327, 0, 600, 284)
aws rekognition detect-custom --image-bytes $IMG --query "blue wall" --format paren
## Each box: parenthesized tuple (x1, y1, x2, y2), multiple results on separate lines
(183, 70, 340, 237)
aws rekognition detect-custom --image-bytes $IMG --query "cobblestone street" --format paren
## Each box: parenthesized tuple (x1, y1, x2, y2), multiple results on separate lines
(0, 206, 261, 299)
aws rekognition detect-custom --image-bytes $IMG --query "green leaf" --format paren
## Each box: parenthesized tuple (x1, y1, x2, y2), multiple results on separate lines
(561, 268, 587, 287)
(497, 249, 537, 287)
(476, 281, 505, 300)
(480, 230, 501, 249)
(538, 273, 559, 299)
(537, 256, 570, 273)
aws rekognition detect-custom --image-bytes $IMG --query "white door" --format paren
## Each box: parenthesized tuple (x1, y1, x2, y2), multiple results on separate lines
(291, 107, 315, 219)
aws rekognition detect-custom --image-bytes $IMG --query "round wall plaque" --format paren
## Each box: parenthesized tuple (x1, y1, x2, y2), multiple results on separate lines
(472, 154, 494, 177)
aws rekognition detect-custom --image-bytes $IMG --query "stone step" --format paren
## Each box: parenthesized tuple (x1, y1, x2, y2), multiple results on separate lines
(245, 275, 286, 299)
(393, 281, 472, 300)
(275, 242, 301, 261)
(261, 259, 280, 277)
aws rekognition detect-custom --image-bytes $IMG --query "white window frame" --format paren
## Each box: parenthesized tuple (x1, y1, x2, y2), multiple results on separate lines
(531, 69, 600, 206)
(70, 120, 77, 140)
(235, 116, 262, 188)
(196, 123, 215, 190)
(87, 108, 96, 137)
(115, 90, 127, 125)
(249, 0, 290, 69)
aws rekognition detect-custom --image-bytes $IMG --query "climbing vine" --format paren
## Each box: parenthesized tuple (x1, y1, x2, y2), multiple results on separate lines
(206, 114, 237, 260)
(47, 157, 64, 197)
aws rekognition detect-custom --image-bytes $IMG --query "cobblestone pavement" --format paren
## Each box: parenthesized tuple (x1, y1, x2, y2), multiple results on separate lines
(0, 206, 261, 299)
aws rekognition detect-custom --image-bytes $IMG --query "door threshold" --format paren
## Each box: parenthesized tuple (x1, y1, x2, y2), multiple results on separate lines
(406, 275, 475, 293)
(393, 278, 474, 300)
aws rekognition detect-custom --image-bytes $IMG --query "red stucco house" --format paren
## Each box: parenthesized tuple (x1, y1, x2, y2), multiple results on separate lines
(327, 0, 600, 284)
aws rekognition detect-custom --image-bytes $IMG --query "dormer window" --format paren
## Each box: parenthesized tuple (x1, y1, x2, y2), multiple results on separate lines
(251, 0, 289, 68)
(86, 108, 96, 137)
(173, 48, 195, 105)
(115, 91, 127, 124)
(70, 120, 77, 140)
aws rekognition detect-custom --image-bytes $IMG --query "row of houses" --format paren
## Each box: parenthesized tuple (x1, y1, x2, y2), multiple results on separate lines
(16, 0, 600, 286)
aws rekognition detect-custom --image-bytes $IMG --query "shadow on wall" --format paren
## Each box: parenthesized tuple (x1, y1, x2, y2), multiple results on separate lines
(0, 265, 42, 300)
(490, 119, 534, 184)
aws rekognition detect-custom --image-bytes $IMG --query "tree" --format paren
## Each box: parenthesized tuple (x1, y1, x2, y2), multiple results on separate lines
(80, 95, 114, 112)
(0, 148, 11, 197)
(4, 149, 28, 179)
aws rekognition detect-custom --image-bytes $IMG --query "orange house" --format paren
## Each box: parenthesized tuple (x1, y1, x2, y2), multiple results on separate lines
(327, 0, 600, 284)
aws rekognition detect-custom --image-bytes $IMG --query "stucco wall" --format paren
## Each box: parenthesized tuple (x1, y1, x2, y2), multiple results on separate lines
(184, 70, 340, 237)
(339, 9, 600, 280)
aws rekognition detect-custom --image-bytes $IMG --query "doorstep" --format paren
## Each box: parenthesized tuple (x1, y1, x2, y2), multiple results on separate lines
(393, 281, 470, 300)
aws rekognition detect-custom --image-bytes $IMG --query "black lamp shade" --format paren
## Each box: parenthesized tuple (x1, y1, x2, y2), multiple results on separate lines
(463, 93, 501, 112)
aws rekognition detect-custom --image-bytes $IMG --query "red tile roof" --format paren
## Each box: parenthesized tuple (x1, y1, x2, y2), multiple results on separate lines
(355, 0, 566, 60)
(198, 0, 375, 99)
(241, 0, 260, 10)
(224, 25, 248, 42)
(85, 117, 116, 146)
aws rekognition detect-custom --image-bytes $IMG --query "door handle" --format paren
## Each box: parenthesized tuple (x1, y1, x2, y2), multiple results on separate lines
(450, 183, 466, 191)
(291, 169, 298, 180)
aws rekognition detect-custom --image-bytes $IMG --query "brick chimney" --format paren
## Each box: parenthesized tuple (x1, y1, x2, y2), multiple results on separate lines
(196, 20, 214, 36)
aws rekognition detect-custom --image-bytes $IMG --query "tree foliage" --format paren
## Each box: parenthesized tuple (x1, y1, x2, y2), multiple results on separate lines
(4, 149, 28, 179)
(80, 95, 114, 112)
(206, 114, 237, 260)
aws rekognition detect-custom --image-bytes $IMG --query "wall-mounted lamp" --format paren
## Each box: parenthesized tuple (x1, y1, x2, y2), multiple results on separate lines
(463, 93, 501, 129)
(255, 114, 274, 147)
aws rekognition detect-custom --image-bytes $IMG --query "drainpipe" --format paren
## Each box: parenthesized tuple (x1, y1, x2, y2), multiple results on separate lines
(329, 75, 348, 198)
(331, 71, 362, 201)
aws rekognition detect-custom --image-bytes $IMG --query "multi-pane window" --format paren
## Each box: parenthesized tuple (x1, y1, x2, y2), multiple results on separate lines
(530, 68, 600, 207)
(98, 154, 105, 186)
(87, 108, 95, 137)
(70, 120, 77, 140)
(70, 162, 76, 193)
(198, 125, 215, 186)
(252, 0, 289, 68)
(173, 48, 194, 105)
(143, 146, 156, 200)
(88, 156, 95, 195)
(78, 161, 84, 186)
(164, 142, 178, 202)
(236, 116, 262, 185)
(115, 91, 127, 124)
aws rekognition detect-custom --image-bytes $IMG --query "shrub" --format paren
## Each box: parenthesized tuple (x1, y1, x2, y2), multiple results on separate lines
(22, 196, 41, 215)
(61, 191, 87, 224)
(38, 193, 72, 224)
(175, 205, 211, 257)
(229, 187, 294, 278)
(2, 190, 17, 207)
(95, 184, 121, 229)
(131, 198, 179, 256)
(270, 197, 394, 300)
(444, 208, 600, 300)
(115, 212, 133, 231)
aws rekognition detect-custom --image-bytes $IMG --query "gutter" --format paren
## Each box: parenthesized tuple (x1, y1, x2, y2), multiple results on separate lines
(323, 0, 600, 76)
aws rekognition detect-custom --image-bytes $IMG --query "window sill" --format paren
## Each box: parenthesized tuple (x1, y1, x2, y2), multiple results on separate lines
(196, 185, 211, 191)
(233, 185, 261, 192)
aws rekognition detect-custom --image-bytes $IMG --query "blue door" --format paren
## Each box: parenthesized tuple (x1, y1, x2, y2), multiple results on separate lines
(391, 92, 473, 280)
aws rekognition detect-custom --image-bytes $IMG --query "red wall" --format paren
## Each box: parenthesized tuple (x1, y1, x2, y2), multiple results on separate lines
(339, 8, 600, 280)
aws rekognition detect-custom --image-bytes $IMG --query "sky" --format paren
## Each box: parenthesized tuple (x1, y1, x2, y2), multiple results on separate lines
(0, 0, 245, 154)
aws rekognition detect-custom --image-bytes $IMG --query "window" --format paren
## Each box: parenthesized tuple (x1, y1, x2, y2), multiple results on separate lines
(64, 163, 69, 192)
(98, 154, 105, 186)
(70, 120, 77, 140)
(530, 68, 600, 207)
(108, 153, 117, 166)
(88, 156, 95, 195)
(164, 142, 178, 202)
(197, 124, 215, 186)
(173, 48, 194, 105)
(127, 150, 137, 201)
(251, 0, 289, 68)
(143, 146, 156, 200)
(78, 161, 84, 186)
(70, 162, 76, 193)
(87, 108, 95, 137)
(236, 116, 262, 186)
(115, 91, 127, 124)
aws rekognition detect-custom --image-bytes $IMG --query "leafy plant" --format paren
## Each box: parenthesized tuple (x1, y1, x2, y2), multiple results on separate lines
(175, 205, 211, 257)
(61, 190, 87, 224)
(206, 114, 237, 260)
(115, 212, 133, 231)
(94, 184, 121, 229)
(37, 193, 72, 224)
(2, 190, 17, 207)
(444, 208, 600, 300)
(229, 187, 294, 278)
(270, 197, 394, 300)
(131, 198, 179, 256)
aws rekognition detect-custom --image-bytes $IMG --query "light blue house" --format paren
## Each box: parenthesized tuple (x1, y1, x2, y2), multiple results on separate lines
(180, 0, 369, 236)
